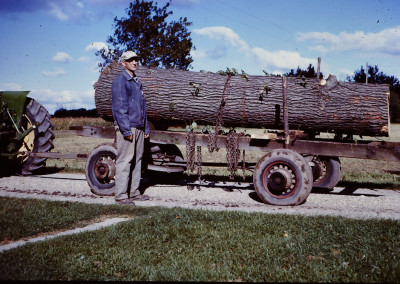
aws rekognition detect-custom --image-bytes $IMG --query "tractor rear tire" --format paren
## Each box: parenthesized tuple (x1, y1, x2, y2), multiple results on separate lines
(20, 98, 55, 175)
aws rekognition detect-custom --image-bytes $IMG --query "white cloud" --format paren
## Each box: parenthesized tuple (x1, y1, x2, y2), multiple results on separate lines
(90, 62, 103, 73)
(252, 47, 317, 72)
(48, 2, 69, 20)
(190, 49, 207, 59)
(193, 26, 317, 73)
(158, 0, 199, 8)
(1, 0, 112, 23)
(194, 26, 250, 52)
(86, 0, 131, 5)
(87, 0, 197, 9)
(0, 85, 95, 114)
(297, 26, 400, 56)
(86, 42, 109, 52)
(78, 56, 90, 62)
(29, 88, 95, 114)
(0, 83, 24, 91)
(205, 45, 228, 59)
(46, 1, 97, 23)
(52, 52, 73, 63)
(42, 68, 67, 77)
(336, 68, 355, 81)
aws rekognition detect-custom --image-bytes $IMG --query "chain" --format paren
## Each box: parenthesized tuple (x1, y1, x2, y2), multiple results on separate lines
(196, 145, 202, 179)
(208, 74, 232, 153)
(186, 129, 196, 173)
(207, 132, 219, 153)
(226, 131, 244, 180)
(242, 149, 246, 181)
(186, 129, 203, 190)
(188, 74, 247, 185)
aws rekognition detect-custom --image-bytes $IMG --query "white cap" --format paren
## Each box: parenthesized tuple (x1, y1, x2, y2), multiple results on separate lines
(120, 50, 139, 62)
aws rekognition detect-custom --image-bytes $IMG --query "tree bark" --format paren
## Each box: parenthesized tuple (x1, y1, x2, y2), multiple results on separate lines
(94, 62, 390, 137)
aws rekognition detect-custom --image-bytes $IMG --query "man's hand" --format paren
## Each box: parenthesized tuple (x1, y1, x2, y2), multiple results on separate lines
(124, 135, 133, 142)
(145, 134, 150, 139)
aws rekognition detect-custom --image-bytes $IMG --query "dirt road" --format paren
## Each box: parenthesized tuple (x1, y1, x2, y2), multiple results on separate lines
(1, 173, 400, 220)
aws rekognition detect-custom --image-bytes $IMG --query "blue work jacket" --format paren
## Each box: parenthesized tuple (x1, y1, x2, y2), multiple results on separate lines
(112, 70, 150, 136)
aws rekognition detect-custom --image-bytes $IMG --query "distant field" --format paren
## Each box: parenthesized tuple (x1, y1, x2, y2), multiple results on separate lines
(388, 123, 400, 141)
(51, 117, 113, 131)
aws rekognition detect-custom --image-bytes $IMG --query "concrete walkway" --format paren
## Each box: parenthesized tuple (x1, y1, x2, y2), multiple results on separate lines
(0, 217, 131, 253)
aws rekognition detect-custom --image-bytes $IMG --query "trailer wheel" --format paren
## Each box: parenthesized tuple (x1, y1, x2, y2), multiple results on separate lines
(253, 149, 313, 206)
(85, 143, 117, 196)
(311, 156, 341, 190)
(20, 98, 55, 175)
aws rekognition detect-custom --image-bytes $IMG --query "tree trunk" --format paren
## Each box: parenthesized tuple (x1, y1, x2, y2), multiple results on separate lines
(94, 62, 390, 137)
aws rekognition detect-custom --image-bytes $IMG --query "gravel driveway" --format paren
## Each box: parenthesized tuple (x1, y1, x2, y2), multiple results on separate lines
(1, 173, 400, 220)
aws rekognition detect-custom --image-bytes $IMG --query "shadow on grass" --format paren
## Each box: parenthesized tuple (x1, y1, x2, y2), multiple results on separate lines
(312, 187, 384, 197)
(140, 172, 255, 195)
(248, 191, 264, 203)
(248, 185, 388, 204)
(0, 166, 63, 178)
(142, 172, 253, 186)
(140, 171, 397, 198)
(31, 167, 88, 181)
(337, 180, 399, 190)
(32, 167, 64, 175)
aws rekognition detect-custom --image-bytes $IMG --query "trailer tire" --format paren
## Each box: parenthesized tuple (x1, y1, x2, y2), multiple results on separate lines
(253, 149, 313, 206)
(311, 156, 341, 190)
(20, 98, 55, 175)
(86, 143, 117, 196)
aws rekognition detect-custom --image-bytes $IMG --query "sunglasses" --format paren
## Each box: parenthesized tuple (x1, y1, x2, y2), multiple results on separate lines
(125, 57, 139, 63)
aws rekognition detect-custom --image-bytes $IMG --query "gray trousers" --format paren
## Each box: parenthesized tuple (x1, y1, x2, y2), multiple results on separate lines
(115, 127, 144, 201)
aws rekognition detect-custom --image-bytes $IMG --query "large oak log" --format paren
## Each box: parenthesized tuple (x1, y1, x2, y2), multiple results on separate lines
(94, 62, 390, 137)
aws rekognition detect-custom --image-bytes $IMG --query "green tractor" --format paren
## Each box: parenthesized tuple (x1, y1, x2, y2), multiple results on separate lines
(0, 91, 55, 175)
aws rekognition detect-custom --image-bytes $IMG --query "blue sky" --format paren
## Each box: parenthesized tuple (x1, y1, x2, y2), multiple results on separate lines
(0, 0, 399, 114)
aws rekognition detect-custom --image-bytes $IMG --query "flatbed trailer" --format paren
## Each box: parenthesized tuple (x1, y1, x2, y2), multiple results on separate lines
(27, 124, 400, 206)
(22, 72, 400, 206)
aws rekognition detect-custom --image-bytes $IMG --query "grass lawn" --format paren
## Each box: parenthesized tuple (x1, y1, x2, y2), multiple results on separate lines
(0, 197, 399, 282)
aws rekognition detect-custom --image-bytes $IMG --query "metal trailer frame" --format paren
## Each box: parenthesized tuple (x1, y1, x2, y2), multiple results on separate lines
(52, 125, 399, 163)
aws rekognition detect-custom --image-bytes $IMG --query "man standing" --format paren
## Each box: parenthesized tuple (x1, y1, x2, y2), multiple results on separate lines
(112, 50, 150, 205)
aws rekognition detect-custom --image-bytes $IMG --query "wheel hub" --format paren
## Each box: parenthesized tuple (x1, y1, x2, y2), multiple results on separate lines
(94, 158, 116, 181)
(268, 168, 293, 191)
(17, 114, 35, 161)
(311, 157, 327, 182)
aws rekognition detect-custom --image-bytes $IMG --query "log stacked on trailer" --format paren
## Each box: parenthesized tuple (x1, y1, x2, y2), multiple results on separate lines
(94, 61, 390, 137)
